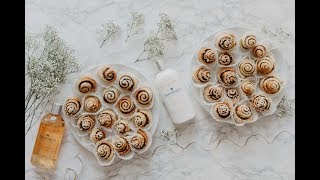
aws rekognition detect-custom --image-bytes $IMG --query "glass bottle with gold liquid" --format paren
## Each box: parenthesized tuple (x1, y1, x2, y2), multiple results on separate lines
(30, 103, 65, 169)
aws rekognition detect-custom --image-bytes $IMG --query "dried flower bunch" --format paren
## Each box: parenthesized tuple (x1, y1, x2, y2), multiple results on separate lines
(97, 21, 120, 48)
(135, 13, 177, 63)
(25, 25, 81, 136)
(125, 11, 145, 42)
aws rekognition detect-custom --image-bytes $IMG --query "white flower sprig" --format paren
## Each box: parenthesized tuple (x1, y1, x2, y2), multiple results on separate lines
(97, 21, 120, 48)
(25, 25, 81, 136)
(135, 13, 177, 63)
(125, 11, 144, 42)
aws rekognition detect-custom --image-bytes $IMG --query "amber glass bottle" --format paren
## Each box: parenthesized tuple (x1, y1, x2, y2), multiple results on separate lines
(30, 103, 65, 169)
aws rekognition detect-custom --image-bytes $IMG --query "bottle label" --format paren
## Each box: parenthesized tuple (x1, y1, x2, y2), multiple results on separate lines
(32, 123, 64, 159)
(159, 79, 183, 99)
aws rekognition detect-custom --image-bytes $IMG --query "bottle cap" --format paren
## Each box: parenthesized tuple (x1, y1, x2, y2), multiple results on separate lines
(51, 103, 62, 115)
(155, 59, 166, 71)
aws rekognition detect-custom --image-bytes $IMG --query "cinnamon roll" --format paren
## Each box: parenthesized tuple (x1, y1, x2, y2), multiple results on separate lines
(234, 104, 252, 120)
(213, 102, 231, 119)
(217, 67, 237, 86)
(225, 88, 240, 104)
(218, 52, 233, 66)
(103, 87, 119, 104)
(203, 85, 224, 103)
(118, 74, 137, 91)
(113, 137, 131, 156)
(96, 140, 114, 161)
(260, 75, 282, 94)
(238, 59, 256, 77)
(251, 94, 271, 112)
(252, 44, 267, 58)
(77, 115, 95, 132)
(240, 34, 256, 49)
(90, 128, 106, 143)
(84, 95, 101, 112)
(198, 47, 216, 64)
(116, 96, 136, 116)
(240, 79, 255, 95)
(98, 109, 118, 128)
(64, 97, 81, 115)
(193, 66, 211, 84)
(99, 66, 117, 83)
(114, 120, 131, 134)
(216, 33, 236, 50)
(135, 87, 153, 108)
(77, 76, 96, 93)
(132, 109, 151, 128)
(256, 56, 275, 75)
(130, 129, 149, 150)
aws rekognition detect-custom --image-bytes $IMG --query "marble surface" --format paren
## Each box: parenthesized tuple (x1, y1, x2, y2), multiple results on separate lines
(25, 0, 295, 179)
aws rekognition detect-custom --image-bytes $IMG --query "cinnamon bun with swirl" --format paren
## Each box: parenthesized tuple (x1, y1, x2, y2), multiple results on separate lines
(197, 47, 216, 64)
(215, 33, 236, 51)
(99, 66, 117, 83)
(118, 74, 137, 91)
(77, 76, 96, 93)
(192, 66, 211, 84)
(103, 87, 119, 104)
(64, 97, 81, 115)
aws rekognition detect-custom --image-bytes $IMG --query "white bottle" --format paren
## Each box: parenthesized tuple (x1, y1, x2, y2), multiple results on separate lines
(154, 59, 195, 124)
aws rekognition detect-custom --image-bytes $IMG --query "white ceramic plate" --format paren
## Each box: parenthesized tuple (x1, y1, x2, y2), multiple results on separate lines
(189, 27, 289, 125)
(63, 64, 160, 153)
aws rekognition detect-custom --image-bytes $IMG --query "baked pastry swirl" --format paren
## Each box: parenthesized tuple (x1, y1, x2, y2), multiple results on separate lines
(116, 96, 136, 116)
(203, 85, 223, 103)
(235, 104, 252, 120)
(119, 75, 136, 91)
(240, 34, 256, 49)
(213, 102, 231, 119)
(218, 68, 237, 86)
(90, 128, 106, 143)
(240, 79, 255, 95)
(256, 56, 275, 75)
(132, 109, 151, 128)
(198, 48, 216, 64)
(96, 141, 114, 160)
(84, 95, 101, 112)
(225, 88, 240, 104)
(103, 87, 119, 104)
(98, 110, 117, 128)
(251, 94, 271, 112)
(77, 76, 96, 93)
(218, 52, 233, 66)
(260, 76, 282, 94)
(77, 115, 95, 132)
(216, 33, 236, 50)
(252, 44, 267, 58)
(114, 120, 131, 134)
(135, 87, 153, 108)
(113, 137, 131, 156)
(130, 129, 148, 150)
(99, 66, 117, 83)
(239, 59, 256, 77)
(64, 97, 81, 115)
(193, 66, 211, 84)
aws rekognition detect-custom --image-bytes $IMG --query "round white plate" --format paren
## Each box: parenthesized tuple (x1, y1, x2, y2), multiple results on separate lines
(63, 64, 160, 153)
(189, 27, 289, 125)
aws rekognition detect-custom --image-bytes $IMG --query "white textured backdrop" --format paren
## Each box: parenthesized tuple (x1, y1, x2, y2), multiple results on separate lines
(25, 0, 295, 179)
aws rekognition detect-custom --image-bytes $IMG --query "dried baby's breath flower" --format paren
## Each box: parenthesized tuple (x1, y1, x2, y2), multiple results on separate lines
(97, 21, 120, 48)
(125, 11, 144, 42)
(135, 13, 177, 63)
(25, 25, 81, 136)
(157, 13, 177, 41)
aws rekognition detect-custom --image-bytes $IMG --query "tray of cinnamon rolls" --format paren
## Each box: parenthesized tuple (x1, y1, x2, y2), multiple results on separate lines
(190, 27, 288, 126)
(63, 64, 160, 166)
